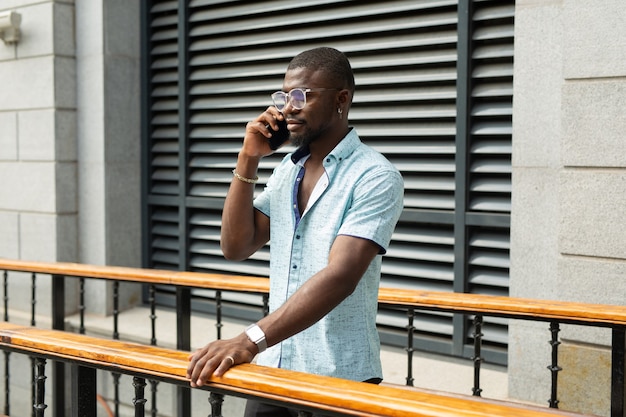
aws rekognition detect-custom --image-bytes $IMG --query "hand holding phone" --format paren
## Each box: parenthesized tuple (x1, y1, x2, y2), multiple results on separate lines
(267, 119, 290, 150)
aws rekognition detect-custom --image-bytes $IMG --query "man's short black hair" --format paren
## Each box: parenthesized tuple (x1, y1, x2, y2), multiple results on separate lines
(287, 47, 355, 93)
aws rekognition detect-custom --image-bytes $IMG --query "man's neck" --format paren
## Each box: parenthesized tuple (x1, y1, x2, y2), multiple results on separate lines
(307, 125, 350, 163)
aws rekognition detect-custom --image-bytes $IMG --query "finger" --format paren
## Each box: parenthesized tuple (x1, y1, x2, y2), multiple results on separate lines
(186, 347, 206, 378)
(213, 355, 236, 378)
(188, 351, 218, 387)
(269, 112, 285, 131)
(194, 357, 220, 387)
(266, 106, 283, 120)
(186, 352, 198, 379)
(246, 120, 273, 139)
(262, 108, 284, 132)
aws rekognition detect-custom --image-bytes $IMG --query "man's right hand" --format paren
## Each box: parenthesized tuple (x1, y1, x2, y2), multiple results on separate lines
(242, 107, 286, 157)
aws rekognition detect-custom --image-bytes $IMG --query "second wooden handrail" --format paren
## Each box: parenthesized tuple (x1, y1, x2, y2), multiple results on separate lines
(0, 322, 585, 417)
(2, 258, 626, 327)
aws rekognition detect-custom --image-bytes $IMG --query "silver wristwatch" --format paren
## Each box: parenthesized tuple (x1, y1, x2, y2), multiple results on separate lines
(245, 323, 267, 353)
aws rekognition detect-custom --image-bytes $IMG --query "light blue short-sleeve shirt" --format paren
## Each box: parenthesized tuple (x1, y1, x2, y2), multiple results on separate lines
(253, 128, 403, 382)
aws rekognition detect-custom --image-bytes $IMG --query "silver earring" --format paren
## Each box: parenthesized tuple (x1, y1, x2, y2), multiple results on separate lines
(337, 108, 343, 119)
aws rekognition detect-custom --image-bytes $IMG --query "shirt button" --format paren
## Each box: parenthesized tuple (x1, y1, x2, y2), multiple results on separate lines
(295, 235, 301, 239)
(326, 158, 330, 163)
(292, 265, 298, 269)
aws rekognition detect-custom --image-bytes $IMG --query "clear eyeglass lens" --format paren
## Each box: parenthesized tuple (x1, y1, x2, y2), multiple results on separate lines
(289, 89, 306, 109)
(271, 89, 307, 111)
(272, 92, 287, 111)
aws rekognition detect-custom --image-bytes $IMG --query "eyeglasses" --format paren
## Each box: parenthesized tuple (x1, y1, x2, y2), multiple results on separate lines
(271, 88, 340, 111)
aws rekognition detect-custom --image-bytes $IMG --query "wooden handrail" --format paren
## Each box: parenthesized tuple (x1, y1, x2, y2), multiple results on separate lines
(0, 322, 585, 417)
(2, 258, 626, 327)
(0, 258, 269, 293)
(377, 287, 626, 327)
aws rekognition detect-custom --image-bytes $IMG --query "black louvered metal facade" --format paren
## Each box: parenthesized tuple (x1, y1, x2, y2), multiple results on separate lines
(141, 0, 514, 365)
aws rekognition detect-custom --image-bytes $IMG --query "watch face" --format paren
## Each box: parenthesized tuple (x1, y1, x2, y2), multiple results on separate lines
(246, 324, 267, 353)
(247, 324, 264, 342)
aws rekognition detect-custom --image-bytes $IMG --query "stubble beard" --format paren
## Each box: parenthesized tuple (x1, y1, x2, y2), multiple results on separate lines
(289, 126, 321, 149)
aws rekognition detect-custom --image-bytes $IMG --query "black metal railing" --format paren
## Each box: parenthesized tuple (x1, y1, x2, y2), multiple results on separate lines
(0, 259, 624, 417)
(0, 321, 592, 417)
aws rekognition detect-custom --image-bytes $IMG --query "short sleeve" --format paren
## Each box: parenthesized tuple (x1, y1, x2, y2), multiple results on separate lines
(337, 167, 404, 254)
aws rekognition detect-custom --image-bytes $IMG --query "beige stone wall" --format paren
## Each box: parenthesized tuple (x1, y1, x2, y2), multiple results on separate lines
(0, 0, 141, 316)
(510, 0, 626, 414)
(0, 1, 77, 263)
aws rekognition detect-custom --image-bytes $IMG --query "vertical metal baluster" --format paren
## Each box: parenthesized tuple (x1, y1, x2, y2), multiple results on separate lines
(30, 272, 36, 326)
(149, 285, 157, 346)
(33, 357, 47, 417)
(113, 281, 120, 339)
(30, 273, 37, 417)
(209, 392, 224, 417)
(113, 372, 121, 417)
(3, 350, 8, 417)
(149, 285, 159, 417)
(133, 376, 147, 417)
(471, 315, 484, 396)
(262, 294, 269, 317)
(3, 270, 10, 416)
(215, 290, 223, 340)
(31, 356, 35, 417)
(113, 281, 121, 416)
(611, 327, 626, 417)
(406, 307, 415, 386)
(3, 270, 8, 322)
(149, 380, 158, 417)
(548, 321, 561, 408)
(79, 277, 86, 334)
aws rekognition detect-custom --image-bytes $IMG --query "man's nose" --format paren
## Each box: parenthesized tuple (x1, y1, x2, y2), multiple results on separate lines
(282, 99, 297, 115)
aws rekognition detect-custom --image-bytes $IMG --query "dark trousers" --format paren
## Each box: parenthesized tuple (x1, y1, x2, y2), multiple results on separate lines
(243, 378, 381, 417)
(243, 401, 338, 417)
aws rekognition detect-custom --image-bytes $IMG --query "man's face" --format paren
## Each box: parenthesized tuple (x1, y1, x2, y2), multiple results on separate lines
(281, 68, 339, 148)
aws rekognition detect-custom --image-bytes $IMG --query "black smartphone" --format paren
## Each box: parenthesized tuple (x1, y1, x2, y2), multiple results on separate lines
(267, 119, 290, 150)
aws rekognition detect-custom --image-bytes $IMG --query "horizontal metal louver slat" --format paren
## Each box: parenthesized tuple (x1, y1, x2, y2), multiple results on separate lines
(150, 206, 180, 269)
(382, 221, 455, 293)
(468, 227, 510, 294)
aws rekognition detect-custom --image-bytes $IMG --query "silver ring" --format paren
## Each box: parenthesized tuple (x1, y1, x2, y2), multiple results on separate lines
(225, 355, 235, 365)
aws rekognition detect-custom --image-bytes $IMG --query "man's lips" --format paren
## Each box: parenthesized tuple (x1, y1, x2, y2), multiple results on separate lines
(286, 119, 303, 131)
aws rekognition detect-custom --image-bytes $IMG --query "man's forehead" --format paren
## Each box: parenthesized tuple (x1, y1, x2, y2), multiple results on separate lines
(283, 68, 327, 88)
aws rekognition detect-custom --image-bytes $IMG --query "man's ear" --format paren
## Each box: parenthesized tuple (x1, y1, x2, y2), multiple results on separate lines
(337, 89, 351, 108)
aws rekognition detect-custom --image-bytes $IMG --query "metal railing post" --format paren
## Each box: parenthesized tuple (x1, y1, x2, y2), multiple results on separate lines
(51, 275, 66, 417)
(176, 287, 192, 417)
(611, 327, 626, 417)
(71, 365, 97, 417)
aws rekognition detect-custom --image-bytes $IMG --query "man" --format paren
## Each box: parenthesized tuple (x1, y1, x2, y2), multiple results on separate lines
(187, 47, 404, 416)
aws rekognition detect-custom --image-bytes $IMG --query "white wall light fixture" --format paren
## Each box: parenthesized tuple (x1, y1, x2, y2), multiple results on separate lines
(0, 11, 22, 45)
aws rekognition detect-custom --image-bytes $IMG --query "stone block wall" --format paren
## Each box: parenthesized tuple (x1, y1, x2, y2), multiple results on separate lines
(510, 1, 626, 415)
(0, 0, 141, 316)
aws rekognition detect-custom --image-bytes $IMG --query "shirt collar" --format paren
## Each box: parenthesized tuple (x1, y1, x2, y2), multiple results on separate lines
(290, 127, 358, 165)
